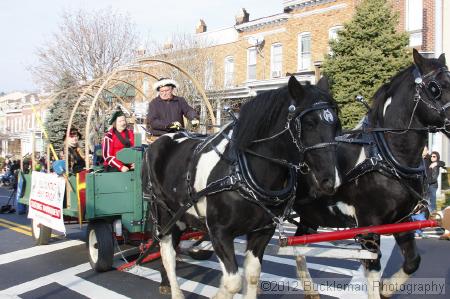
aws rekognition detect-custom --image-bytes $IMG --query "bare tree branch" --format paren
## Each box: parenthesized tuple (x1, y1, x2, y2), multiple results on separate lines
(146, 33, 219, 101)
(30, 8, 139, 90)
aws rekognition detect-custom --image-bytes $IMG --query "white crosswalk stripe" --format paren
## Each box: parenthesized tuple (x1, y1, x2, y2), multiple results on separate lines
(0, 263, 129, 298)
(0, 240, 84, 265)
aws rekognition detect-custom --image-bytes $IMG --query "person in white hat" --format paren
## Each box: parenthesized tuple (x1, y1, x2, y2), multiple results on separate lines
(146, 78, 199, 137)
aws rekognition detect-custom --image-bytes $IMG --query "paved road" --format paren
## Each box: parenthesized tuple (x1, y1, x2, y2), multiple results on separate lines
(1, 186, 449, 298)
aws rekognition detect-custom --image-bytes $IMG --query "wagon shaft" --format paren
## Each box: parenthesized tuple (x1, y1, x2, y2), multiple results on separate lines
(281, 220, 440, 246)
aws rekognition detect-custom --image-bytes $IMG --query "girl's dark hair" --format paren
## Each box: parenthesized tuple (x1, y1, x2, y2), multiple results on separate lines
(431, 151, 440, 161)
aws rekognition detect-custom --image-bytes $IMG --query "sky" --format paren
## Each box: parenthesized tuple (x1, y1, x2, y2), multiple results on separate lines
(0, 0, 282, 93)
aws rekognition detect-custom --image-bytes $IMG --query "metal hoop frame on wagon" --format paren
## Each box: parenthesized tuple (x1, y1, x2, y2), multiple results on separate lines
(137, 58, 216, 127)
(62, 68, 146, 171)
(29, 83, 99, 176)
(64, 78, 145, 174)
(69, 59, 216, 169)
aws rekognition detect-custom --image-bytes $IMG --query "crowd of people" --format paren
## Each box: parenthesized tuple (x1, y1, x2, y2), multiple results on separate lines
(0, 159, 20, 187)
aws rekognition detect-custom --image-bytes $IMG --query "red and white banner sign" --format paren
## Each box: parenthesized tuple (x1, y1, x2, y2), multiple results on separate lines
(28, 171, 66, 234)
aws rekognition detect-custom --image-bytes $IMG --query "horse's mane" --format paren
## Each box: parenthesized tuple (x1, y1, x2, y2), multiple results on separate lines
(370, 65, 415, 125)
(234, 87, 290, 150)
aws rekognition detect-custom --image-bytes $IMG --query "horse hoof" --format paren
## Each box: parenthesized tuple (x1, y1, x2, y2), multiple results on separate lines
(159, 286, 171, 295)
(304, 294, 320, 299)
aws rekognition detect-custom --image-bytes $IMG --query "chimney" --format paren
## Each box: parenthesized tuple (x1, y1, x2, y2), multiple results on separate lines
(235, 8, 249, 25)
(196, 19, 207, 33)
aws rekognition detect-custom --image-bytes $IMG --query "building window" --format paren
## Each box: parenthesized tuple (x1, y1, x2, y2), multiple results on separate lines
(247, 47, 257, 81)
(298, 33, 311, 71)
(271, 43, 283, 78)
(224, 56, 234, 88)
(328, 25, 343, 54)
(204, 59, 214, 90)
(406, 0, 423, 46)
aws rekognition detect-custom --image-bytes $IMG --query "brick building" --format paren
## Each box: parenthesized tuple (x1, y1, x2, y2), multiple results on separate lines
(136, 0, 447, 158)
(0, 92, 50, 159)
(139, 0, 445, 123)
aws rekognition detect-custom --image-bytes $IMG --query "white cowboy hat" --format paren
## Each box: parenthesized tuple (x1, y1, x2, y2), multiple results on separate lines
(153, 78, 178, 91)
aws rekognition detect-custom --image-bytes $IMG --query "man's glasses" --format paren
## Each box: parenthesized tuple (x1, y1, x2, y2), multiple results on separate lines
(431, 155, 437, 158)
(69, 134, 79, 138)
(159, 88, 172, 93)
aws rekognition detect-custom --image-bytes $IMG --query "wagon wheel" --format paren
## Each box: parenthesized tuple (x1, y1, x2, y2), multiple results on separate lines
(31, 219, 52, 245)
(87, 221, 114, 272)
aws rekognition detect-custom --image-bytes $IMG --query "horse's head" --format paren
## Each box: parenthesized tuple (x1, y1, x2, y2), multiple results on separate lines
(412, 49, 450, 137)
(287, 76, 341, 196)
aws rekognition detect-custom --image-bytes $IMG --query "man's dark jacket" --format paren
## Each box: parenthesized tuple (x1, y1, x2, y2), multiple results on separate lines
(147, 96, 198, 136)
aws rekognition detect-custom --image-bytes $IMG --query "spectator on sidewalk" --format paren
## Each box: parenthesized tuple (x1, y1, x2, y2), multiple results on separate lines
(425, 151, 446, 212)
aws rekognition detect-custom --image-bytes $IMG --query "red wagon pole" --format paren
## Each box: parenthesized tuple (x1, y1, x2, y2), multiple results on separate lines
(117, 231, 206, 271)
(281, 220, 439, 246)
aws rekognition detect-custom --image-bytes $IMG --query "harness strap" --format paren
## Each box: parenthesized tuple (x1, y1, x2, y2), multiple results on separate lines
(374, 131, 425, 176)
(244, 148, 300, 171)
(335, 135, 373, 144)
(340, 126, 437, 135)
(343, 153, 424, 185)
(238, 151, 297, 203)
(189, 174, 241, 203)
(343, 155, 385, 183)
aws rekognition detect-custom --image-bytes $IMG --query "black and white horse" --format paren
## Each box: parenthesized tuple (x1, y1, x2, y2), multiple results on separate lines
(142, 76, 341, 299)
(293, 50, 450, 299)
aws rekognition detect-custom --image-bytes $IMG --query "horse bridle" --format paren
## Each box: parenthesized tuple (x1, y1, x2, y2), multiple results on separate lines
(411, 66, 450, 132)
(251, 101, 338, 173)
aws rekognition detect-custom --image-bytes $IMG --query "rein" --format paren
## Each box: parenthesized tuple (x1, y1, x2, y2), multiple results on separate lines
(339, 125, 441, 136)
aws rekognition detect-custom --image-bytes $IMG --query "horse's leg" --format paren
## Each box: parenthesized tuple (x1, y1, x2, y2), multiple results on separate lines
(243, 229, 274, 299)
(361, 235, 382, 299)
(294, 225, 320, 299)
(160, 233, 184, 299)
(210, 232, 241, 299)
(159, 227, 183, 295)
(296, 256, 321, 299)
(380, 231, 420, 298)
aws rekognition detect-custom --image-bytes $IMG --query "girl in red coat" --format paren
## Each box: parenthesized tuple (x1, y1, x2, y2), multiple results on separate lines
(102, 109, 135, 172)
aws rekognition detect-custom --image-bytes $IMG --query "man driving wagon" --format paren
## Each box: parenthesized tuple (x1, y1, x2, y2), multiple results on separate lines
(146, 78, 199, 141)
